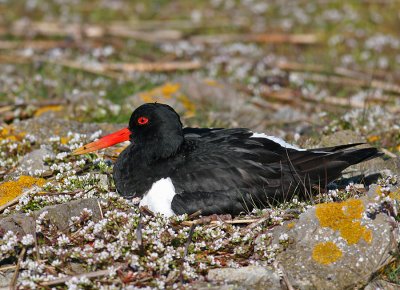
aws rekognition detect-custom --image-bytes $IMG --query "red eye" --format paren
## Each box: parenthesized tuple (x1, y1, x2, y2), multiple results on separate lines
(137, 116, 149, 125)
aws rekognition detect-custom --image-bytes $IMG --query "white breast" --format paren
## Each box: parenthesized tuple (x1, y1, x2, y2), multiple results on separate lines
(251, 132, 305, 151)
(139, 178, 176, 217)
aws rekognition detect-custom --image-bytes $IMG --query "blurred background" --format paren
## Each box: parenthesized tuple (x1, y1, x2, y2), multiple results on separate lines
(0, 0, 399, 152)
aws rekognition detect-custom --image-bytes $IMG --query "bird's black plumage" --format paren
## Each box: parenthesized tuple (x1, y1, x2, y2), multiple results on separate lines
(113, 103, 382, 216)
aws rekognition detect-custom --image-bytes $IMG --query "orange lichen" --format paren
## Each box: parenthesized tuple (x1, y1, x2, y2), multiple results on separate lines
(315, 198, 372, 245)
(161, 83, 180, 96)
(138, 83, 196, 117)
(139, 83, 181, 103)
(0, 125, 25, 142)
(34, 105, 63, 117)
(0, 176, 46, 206)
(60, 137, 70, 145)
(177, 95, 196, 117)
(367, 135, 380, 143)
(287, 222, 295, 229)
(312, 241, 343, 265)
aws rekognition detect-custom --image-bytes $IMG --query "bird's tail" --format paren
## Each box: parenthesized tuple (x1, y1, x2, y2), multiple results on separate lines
(338, 146, 383, 166)
(288, 144, 383, 188)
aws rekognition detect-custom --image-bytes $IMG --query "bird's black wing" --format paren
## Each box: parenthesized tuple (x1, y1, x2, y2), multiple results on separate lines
(170, 128, 299, 215)
(170, 128, 381, 216)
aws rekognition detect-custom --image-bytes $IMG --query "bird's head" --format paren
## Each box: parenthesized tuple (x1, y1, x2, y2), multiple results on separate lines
(73, 103, 183, 156)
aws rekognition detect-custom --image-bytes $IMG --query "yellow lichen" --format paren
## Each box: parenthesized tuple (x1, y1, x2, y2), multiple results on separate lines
(0, 176, 46, 206)
(312, 241, 343, 265)
(60, 137, 70, 145)
(315, 198, 372, 245)
(177, 95, 196, 117)
(367, 135, 380, 143)
(34, 105, 63, 117)
(161, 83, 180, 96)
(287, 222, 295, 229)
(0, 125, 25, 142)
(138, 83, 196, 117)
(139, 82, 181, 103)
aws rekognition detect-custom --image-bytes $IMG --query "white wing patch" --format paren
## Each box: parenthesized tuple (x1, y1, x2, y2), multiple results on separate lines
(251, 132, 305, 151)
(139, 178, 176, 217)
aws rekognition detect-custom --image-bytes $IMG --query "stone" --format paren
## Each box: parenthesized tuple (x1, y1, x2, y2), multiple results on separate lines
(271, 191, 399, 289)
(0, 271, 13, 290)
(207, 266, 281, 290)
(365, 279, 400, 290)
(318, 130, 366, 147)
(14, 147, 52, 176)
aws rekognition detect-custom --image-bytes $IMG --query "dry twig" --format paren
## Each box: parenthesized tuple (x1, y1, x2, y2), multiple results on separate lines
(180, 224, 196, 284)
(39, 269, 118, 287)
(274, 261, 295, 290)
(10, 247, 27, 289)
(191, 33, 319, 44)
(103, 61, 202, 72)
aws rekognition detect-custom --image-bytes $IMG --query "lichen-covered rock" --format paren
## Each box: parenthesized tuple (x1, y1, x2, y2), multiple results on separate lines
(0, 176, 46, 207)
(271, 188, 399, 289)
(207, 266, 281, 290)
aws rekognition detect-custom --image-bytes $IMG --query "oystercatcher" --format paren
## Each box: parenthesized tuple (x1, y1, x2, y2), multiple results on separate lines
(73, 103, 382, 217)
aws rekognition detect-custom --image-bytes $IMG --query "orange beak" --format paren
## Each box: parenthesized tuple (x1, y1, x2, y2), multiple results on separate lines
(72, 128, 131, 155)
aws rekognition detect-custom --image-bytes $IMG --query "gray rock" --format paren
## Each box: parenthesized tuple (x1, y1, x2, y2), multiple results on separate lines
(365, 279, 400, 290)
(207, 266, 281, 290)
(0, 198, 103, 238)
(272, 192, 399, 289)
(0, 271, 13, 290)
(15, 147, 52, 176)
(318, 130, 366, 147)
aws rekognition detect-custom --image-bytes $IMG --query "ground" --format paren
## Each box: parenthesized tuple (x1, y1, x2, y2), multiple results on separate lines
(0, 0, 399, 289)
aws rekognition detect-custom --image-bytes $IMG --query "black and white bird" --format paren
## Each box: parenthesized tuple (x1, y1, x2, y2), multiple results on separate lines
(73, 103, 382, 217)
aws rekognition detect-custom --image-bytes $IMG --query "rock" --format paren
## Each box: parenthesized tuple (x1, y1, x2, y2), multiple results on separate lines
(0, 271, 13, 290)
(207, 266, 281, 290)
(271, 190, 399, 289)
(318, 130, 366, 147)
(14, 147, 52, 176)
(357, 156, 400, 177)
(0, 198, 103, 238)
(365, 279, 400, 290)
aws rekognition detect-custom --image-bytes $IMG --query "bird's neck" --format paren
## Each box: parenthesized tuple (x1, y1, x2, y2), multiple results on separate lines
(136, 133, 184, 164)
